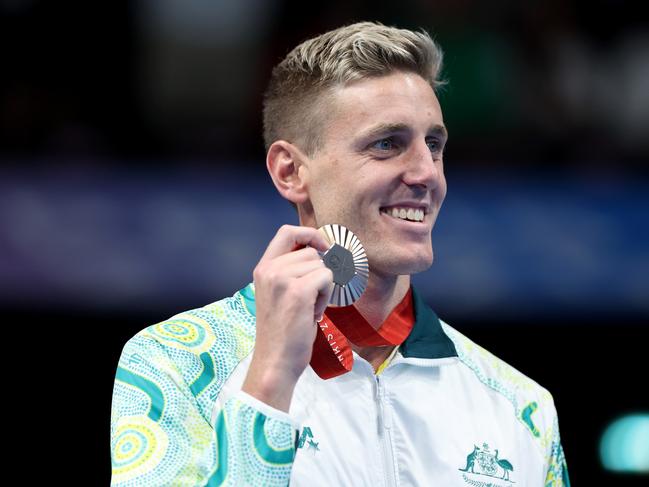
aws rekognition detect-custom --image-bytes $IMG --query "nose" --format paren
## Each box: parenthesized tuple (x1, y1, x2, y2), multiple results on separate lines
(402, 139, 444, 190)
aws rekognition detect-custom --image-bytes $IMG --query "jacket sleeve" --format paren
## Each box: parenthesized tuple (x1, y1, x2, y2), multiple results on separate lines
(543, 412, 570, 487)
(110, 334, 298, 486)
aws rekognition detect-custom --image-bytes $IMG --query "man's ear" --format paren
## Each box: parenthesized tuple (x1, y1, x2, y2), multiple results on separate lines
(266, 140, 310, 205)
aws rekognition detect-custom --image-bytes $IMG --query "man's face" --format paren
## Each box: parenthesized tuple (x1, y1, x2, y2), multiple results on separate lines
(300, 71, 448, 279)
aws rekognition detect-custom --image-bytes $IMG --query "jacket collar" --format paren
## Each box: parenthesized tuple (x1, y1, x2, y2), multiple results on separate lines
(401, 286, 457, 359)
(238, 282, 457, 360)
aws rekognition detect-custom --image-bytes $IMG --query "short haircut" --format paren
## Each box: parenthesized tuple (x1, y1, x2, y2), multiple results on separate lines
(262, 21, 445, 157)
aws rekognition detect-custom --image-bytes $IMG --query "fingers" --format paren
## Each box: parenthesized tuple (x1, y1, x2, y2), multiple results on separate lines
(300, 267, 335, 321)
(261, 225, 331, 262)
(271, 246, 323, 268)
(254, 224, 335, 324)
(254, 246, 328, 285)
(276, 254, 328, 280)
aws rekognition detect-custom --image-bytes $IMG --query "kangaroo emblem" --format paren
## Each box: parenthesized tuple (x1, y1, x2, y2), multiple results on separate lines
(459, 443, 515, 484)
(459, 445, 480, 473)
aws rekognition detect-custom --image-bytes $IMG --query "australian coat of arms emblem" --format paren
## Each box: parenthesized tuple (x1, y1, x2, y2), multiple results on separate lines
(459, 443, 514, 484)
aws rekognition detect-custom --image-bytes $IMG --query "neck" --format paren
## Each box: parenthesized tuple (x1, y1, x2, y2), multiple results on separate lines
(349, 272, 410, 371)
(353, 272, 410, 330)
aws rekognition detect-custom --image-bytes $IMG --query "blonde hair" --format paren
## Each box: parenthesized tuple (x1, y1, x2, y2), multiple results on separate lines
(262, 21, 445, 156)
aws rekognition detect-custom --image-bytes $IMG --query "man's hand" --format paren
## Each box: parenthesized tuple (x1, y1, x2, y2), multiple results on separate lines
(241, 225, 334, 412)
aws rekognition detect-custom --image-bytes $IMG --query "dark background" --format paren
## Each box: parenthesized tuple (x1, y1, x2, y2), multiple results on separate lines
(2, 0, 648, 484)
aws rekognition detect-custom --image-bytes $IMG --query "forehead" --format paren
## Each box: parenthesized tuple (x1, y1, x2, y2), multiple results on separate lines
(326, 71, 443, 136)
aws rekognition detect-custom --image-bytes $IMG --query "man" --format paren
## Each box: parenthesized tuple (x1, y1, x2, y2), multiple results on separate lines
(111, 22, 570, 486)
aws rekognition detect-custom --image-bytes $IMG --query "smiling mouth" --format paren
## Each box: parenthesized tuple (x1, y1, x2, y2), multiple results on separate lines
(380, 207, 425, 223)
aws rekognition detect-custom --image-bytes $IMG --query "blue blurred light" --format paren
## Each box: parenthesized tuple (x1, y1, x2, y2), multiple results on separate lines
(1, 165, 648, 318)
(600, 413, 649, 473)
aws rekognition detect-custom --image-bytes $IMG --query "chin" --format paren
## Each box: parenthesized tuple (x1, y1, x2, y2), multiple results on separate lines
(371, 252, 434, 277)
(403, 256, 434, 275)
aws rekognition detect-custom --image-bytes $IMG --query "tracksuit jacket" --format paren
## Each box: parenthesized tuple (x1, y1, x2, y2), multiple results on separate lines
(111, 282, 570, 486)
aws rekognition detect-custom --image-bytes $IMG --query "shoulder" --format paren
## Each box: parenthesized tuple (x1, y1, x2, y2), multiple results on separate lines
(441, 320, 560, 452)
(140, 287, 256, 356)
(117, 285, 258, 418)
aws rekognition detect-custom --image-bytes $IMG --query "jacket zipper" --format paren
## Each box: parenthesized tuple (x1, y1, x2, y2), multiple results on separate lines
(375, 375, 397, 486)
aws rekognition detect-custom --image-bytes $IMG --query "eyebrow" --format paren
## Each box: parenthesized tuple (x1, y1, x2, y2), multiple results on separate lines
(359, 122, 448, 140)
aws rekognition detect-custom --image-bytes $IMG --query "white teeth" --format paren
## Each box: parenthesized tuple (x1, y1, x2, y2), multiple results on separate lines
(383, 207, 425, 222)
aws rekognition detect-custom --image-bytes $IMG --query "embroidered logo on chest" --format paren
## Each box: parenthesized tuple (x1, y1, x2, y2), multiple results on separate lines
(459, 443, 515, 486)
(297, 426, 320, 455)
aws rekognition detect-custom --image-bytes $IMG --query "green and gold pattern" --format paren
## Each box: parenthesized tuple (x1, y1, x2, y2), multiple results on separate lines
(544, 417, 571, 487)
(111, 285, 296, 486)
(112, 415, 169, 482)
(207, 397, 296, 486)
(147, 316, 216, 354)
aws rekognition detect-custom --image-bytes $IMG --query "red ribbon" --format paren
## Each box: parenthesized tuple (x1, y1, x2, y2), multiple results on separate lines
(309, 287, 415, 379)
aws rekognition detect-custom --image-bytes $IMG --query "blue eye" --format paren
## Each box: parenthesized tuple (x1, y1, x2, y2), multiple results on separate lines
(372, 138, 395, 151)
(426, 138, 441, 153)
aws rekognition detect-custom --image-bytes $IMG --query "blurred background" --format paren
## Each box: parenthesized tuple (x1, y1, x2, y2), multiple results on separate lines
(1, 0, 648, 484)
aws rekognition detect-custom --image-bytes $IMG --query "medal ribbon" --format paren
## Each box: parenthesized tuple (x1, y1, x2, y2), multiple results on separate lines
(309, 287, 415, 379)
